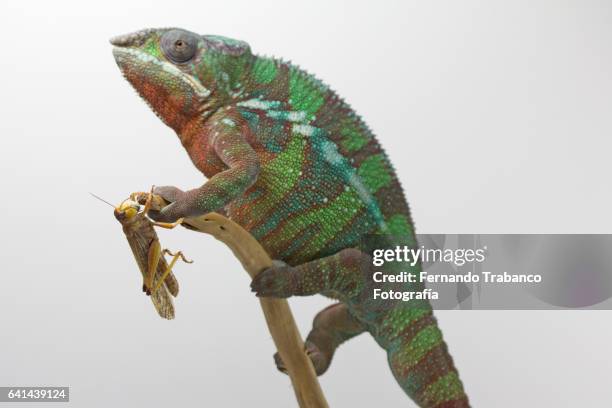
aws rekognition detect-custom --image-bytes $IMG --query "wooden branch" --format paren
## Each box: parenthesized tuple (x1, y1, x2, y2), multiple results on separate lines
(135, 193, 329, 408)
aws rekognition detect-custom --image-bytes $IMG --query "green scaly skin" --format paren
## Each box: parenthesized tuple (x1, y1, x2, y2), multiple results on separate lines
(111, 28, 469, 407)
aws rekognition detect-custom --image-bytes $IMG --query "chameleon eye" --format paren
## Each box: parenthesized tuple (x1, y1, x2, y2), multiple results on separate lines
(161, 30, 197, 64)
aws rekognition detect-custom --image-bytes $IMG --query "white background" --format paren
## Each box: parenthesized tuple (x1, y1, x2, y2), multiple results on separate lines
(1, 0, 611, 407)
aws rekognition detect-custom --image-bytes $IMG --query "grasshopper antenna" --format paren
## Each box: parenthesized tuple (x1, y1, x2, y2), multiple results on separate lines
(90, 192, 116, 208)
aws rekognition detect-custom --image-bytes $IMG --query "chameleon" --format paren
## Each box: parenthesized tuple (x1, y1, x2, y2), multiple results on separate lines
(111, 27, 470, 407)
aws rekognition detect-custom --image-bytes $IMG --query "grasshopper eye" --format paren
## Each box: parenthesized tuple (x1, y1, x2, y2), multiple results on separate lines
(117, 200, 141, 218)
(124, 206, 138, 218)
(161, 29, 197, 64)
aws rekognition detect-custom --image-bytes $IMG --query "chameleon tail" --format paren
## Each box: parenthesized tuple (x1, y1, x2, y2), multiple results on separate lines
(385, 310, 469, 407)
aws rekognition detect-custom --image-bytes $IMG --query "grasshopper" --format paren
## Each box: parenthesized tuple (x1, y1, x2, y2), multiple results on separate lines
(93, 189, 192, 319)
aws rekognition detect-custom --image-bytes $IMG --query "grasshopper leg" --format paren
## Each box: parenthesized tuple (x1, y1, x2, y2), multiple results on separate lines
(151, 250, 193, 295)
(152, 218, 184, 229)
(145, 238, 162, 295)
(134, 187, 184, 229)
(130, 186, 156, 216)
(142, 187, 154, 215)
(162, 249, 193, 264)
(142, 185, 155, 216)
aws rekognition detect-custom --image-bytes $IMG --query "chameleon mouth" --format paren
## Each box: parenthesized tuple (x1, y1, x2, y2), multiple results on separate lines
(112, 46, 216, 128)
(111, 47, 211, 100)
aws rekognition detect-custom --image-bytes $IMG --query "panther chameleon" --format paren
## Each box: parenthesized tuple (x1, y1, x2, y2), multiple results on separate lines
(111, 27, 469, 407)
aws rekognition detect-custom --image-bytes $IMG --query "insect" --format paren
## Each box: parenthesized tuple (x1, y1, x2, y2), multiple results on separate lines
(92, 189, 193, 319)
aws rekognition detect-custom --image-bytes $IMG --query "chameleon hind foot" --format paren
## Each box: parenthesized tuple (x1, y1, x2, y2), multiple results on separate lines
(250, 260, 295, 298)
(252, 248, 368, 299)
(304, 303, 366, 374)
(273, 341, 331, 376)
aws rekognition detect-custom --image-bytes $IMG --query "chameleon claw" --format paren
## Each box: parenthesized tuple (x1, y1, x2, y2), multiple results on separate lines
(273, 352, 288, 374)
(273, 342, 329, 376)
(250, 265, 294, 298)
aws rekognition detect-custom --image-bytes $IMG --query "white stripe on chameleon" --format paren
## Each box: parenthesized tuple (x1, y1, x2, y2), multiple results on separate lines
(221, 118, 236, 127)
(231, 89, 244, 98)
(115, 47, 211, 98)
(236, 99, 281, 110)
(285, 111, 307, 122)
(266, 110, 307, 122)
(237, 98, 307, 122)
(292, 124, 315, 136)
(321, 138, 388, 231)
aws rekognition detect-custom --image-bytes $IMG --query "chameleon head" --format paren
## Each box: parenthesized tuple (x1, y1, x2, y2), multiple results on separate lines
(111, 28, 252, 132)
(113, 199, 140, 221)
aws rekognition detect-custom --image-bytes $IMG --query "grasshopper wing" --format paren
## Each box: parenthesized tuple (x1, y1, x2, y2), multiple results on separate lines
(124, 226, 176, 319)
(149, 282, 175, 320)
(159, 260, 179, 298)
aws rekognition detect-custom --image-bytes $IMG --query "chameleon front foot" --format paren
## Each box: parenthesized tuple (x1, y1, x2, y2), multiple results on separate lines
(274, 341, 331, 376)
